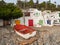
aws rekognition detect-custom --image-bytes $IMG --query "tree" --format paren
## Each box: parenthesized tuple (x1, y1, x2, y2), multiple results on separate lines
(57, 5, 60, 11)
(0, 0, 6, 6)
(0, 3, 23, 26)
(33, 0, 39, 9)
(0, 3, 23, 20)
(39, 1, 56, 11)
(17, 0, 24, 8)
(0, 0, 6, 19)
(28, 0, 34, 8)
(7, 3, 23, 19)
(39, 2, 46, 10)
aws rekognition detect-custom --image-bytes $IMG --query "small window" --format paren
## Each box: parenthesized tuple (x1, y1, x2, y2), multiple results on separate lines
(54, 20, 57, 22)
(51, 16, 54, 18)
(59, 13, 60, 17)
(25, 12, 30, 16)
(51, 16, 53, 17)
(53, 20, 59, 24)
(59, 19, 60, 22)
(36, 13, 38, 16)
(35, 13, 40, 16)
(47, 12, 50, 13)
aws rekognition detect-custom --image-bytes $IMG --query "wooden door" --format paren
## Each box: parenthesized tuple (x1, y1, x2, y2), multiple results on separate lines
(39, 20, 43, 25)
(28, 19, 33, 26)
(47, 20, 51, 25)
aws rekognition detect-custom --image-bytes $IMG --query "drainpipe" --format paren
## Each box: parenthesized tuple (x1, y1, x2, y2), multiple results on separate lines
(23, 0, 26, 25)
(23, 12, 25, 25)
(42, 12, 45, 26)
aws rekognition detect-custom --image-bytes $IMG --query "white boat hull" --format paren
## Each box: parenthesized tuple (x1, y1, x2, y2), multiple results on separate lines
(15, 30, 36, 39)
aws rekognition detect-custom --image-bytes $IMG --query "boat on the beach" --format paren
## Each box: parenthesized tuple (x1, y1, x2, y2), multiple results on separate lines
(14, 24, 36, 39)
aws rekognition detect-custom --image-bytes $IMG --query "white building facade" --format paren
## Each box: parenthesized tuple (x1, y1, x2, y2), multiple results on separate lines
(11, 9, 60, 27)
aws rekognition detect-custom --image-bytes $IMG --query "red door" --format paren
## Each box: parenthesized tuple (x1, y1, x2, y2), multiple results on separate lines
(28, 19, 33, 26)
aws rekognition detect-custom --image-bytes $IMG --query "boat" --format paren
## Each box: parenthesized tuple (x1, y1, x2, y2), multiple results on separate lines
(14, 24, 36, 39)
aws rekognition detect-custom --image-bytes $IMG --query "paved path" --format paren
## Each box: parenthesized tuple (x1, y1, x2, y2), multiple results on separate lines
(0, 26, 60, 45)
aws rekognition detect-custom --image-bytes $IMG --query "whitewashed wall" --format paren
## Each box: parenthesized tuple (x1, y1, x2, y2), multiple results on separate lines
(0, 19, 3, 26)
(11, 17, 24, 26)
(30, 11, 44, 27)
(25, 17, 32, 26)
(11, 9, 44, 27)
(11, 9, 60, 27)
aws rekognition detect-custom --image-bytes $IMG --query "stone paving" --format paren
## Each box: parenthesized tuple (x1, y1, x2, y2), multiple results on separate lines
(33, 25, 60, 45)
(0, 26, 60, 45)
(0, 26, 24, 45)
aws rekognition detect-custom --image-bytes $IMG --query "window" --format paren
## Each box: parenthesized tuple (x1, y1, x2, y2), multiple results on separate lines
(53, 20, 57, 24)
(59, 19, 60, 22)
(35, 13, 38, 16)
(34, 13, 40, 17)
(54, 20, 57, 22)
(59, 13, 60, 17)
(51, 15, 55, 18)
(25, 12, 30, 16)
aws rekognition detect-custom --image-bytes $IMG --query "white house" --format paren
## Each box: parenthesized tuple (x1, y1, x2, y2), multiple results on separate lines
(41, 10, 54, 26)
(11, 8, 60, 27)
(25, 8, 44, 27)
(11, 8, 44, 27)
(50, 11, 60, 25)
(44, 11, 60, 26)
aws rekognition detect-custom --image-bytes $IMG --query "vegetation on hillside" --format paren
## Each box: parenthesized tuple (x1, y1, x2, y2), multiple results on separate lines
(17, 0, 60, 11)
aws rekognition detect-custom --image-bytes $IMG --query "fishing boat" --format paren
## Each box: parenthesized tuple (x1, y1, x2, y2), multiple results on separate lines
(14, 20, 36, 39)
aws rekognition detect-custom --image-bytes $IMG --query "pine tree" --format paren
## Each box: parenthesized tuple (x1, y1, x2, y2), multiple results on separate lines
(28, 0, 34, 8)
(36, 0, 39, 9)
(17, 0, 24, 8)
